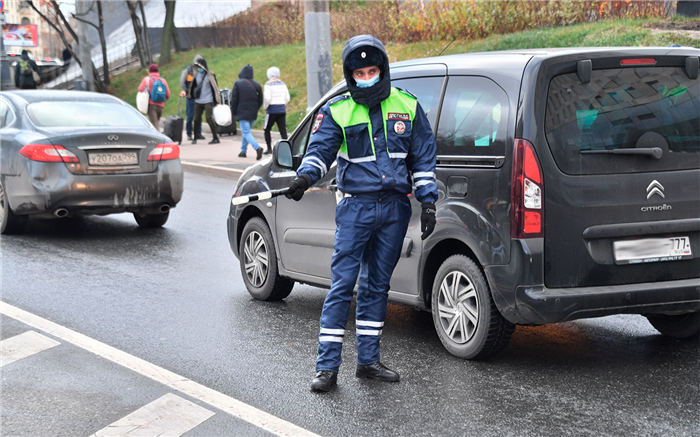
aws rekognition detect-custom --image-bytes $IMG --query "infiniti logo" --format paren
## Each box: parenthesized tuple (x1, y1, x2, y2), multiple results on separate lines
(107, 135, 119, 141)
(646, 180, 664, 200)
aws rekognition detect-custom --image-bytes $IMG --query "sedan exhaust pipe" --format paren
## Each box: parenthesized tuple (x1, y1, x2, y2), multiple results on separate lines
(159, 204, 171, 213)
(53, 208, 69, 218)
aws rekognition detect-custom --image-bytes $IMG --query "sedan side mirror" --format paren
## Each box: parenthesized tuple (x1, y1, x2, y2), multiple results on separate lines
(274, 140, 293, 169)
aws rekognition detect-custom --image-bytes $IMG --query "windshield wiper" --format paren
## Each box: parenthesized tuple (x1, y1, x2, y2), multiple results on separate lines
(581, 147, 663, 159)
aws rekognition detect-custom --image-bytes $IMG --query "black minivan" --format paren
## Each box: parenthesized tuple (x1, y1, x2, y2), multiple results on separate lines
(228, 47, 700, 359)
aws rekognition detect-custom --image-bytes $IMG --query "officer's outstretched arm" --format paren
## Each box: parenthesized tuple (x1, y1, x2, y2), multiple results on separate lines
(408, 103, 438, 204)
(296, 104, 343, 187)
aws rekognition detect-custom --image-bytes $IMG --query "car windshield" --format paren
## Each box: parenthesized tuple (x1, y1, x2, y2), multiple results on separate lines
(27, 101, 149, 127)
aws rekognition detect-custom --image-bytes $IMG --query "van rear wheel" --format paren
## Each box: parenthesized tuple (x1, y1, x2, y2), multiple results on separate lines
(431, 255, 514, 360)
(645, 312, 700, 339)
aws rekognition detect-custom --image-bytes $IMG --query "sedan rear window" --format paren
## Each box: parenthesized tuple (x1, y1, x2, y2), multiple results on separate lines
(545, 66, 700, 175)
(27, 101, 149, 127)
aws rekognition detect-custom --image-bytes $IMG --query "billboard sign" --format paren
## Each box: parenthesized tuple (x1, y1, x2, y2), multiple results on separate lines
(3, 24, 39, 47)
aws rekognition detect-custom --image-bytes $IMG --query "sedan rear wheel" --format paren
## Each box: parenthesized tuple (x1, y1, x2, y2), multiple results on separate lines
(0, 181, 28, 235)
(431, 255, 515, 360)
(240, 217, 293, 301)
(133, 211, 169, 228)
(645, 312, 700, 339)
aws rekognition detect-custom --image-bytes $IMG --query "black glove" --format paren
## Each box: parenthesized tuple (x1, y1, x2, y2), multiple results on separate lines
(285, 175, 310, 202)
(421, 202, 437, 240)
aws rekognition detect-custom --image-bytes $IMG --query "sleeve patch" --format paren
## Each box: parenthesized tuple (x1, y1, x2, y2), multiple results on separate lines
(312, 114, 324, 133)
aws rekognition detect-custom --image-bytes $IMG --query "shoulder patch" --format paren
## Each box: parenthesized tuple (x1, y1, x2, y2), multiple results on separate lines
(329, 94, 351, 105)
(396, 87, 417, 100)
(312, 113, 324, 133)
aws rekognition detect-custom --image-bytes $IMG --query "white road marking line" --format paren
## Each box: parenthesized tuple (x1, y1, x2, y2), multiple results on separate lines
(1, 330, 60, 367)
(1, 302, 319, 437)
(90, 393, 214, 437)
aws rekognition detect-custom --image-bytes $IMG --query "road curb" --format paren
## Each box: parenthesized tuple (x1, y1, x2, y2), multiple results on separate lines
(181, 161, 244, 179)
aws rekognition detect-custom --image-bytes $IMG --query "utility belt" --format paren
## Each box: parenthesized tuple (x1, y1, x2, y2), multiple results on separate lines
(337, 190, 407, 204)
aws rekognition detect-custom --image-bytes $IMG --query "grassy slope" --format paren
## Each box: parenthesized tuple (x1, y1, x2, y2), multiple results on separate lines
(110, 18, 698, 131)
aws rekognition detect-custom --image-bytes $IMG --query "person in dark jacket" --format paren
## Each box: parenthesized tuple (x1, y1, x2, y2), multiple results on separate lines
(179, 54, 205, 141)
(14, 50, 41, 89)
(187, 58, 221, 145)
(286, 35, 438, 392)
(230, 65, 263, 160)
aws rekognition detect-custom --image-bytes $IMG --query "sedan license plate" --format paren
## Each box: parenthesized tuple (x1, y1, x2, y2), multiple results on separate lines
(89, 152, 138, 166)
(613, 236, 692, 264)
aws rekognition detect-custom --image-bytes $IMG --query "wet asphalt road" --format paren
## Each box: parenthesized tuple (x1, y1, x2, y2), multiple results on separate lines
(1, 172, 698, 437)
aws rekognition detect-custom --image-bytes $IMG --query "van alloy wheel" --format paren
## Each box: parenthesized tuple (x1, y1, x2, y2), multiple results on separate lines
(431, 255, 515, 360)
(239, 217, 294, 301)
(437, 271, 479, 344)
(243, 230, 269, 288)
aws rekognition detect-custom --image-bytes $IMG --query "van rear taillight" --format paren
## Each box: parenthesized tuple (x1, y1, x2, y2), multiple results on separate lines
(147, 143, 180, 161)
(19, 144, 79, 163)
(511, 139, 543, 239)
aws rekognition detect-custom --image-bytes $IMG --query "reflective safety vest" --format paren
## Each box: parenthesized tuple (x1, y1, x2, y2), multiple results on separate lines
(329, 88, 417, 164)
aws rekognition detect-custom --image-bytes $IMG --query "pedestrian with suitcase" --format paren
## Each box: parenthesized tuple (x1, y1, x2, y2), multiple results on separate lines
(230, 65, 263, 160)
(263, 66, 291, 155)
(138, 64, 171, 132)
(179, 54, 205, 141)
(187, 58, 221, 145)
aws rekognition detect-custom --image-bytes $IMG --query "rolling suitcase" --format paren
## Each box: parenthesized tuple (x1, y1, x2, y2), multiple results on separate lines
(216, 88, 237, 136)
(164, 97, 184, 144)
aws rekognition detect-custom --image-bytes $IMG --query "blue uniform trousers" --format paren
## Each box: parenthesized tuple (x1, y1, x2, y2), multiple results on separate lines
(316, 193, 411, 372)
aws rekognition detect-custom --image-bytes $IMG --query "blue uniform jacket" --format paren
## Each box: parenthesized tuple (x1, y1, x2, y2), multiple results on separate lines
(297, 92, 438, 204)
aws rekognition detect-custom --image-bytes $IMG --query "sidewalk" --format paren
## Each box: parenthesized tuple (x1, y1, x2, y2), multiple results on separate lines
(171, 124, 281, 179)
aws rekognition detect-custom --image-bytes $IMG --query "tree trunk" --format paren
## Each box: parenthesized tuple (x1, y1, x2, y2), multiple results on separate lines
(97, 1, 110, 85)
(160, 0, 177, 65)
(138, 0, 152, 64)
(126, 1, 147, 68)
(172, 24, 182, 53)
(28, 1, 81, 68)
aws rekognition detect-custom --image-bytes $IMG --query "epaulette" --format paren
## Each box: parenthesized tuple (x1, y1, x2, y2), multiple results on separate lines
(395, 87, 417, 100)
(329, 94, 351, 105)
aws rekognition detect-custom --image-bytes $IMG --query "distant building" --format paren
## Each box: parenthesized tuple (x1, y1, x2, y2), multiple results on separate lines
(3, 0, 64, 60)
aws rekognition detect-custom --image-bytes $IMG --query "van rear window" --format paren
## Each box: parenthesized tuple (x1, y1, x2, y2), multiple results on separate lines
(545, 67, 700, 175)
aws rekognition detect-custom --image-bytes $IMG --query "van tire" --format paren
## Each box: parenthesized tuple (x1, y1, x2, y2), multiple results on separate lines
(645, 312, 700, 339)
(240, 217, 294, 301)
(431, 255, 515, 360)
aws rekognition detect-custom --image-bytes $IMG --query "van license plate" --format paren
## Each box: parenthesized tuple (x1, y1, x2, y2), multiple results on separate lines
(613, 237, 692, 265)
(89, 152, 138, 166)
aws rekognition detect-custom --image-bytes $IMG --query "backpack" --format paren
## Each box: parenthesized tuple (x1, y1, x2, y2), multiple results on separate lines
(19, 60, 32, 77)
(149, 77, 167, 103)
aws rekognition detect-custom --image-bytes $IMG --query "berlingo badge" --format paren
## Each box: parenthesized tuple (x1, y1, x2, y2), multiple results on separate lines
(394, 121, 406, 135)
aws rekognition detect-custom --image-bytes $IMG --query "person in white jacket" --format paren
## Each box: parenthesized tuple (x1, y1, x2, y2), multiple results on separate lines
(262, 67, 291, 155)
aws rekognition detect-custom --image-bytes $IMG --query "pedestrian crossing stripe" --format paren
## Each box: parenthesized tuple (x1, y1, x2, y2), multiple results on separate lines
(90, 393, 214, 437)
(0, 330, 60, 368)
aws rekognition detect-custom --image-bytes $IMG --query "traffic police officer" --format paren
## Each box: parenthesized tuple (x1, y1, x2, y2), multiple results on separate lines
(286, 34, 438, 392)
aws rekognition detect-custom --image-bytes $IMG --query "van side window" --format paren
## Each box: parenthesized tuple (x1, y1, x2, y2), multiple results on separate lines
(436, 77, 509, 156)
(291, 113, 313, 156)
(392, 77, 445, 128)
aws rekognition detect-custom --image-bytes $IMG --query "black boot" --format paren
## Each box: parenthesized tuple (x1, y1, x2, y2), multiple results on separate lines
(263, 148, 272, 155)
(311, 370, 337, 392)
(256, 147, 263, 160)
(356, 362, 400, 382)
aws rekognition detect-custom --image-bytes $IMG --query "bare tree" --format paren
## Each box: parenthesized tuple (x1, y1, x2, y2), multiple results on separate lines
(27, 0, 107, 91)
(72, 1, 111, 86)
(125, 0, 148, 68)
(159, 0, 177, 65)
(137, 0, 152, 64)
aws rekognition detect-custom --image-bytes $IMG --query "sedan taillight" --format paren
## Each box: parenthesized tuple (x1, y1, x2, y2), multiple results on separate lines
(148, 143, 180, 161)
(19, 144, 79, 163)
